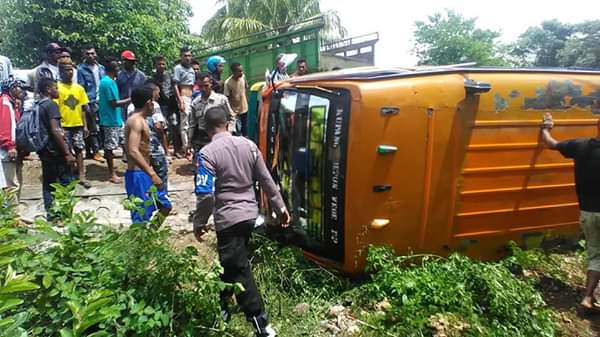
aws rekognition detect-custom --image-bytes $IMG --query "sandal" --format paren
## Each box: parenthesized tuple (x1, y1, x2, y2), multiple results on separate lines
(577, 304, 600, 316)
(79, 180, 92, 189)
(109, 177, 122, 184)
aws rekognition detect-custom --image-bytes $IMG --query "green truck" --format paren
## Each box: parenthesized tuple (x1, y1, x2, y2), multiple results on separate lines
(196, 17, 379, 85)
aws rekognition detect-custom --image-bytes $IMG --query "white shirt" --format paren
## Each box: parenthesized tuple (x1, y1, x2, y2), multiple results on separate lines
(0, 55, 14, 81)
(127, 102, 162, 121)
(47, 63, 59, 80)
(91, 64, 100, 98)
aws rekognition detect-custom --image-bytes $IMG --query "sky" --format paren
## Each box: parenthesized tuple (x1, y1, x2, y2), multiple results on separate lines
(189, 0, 600, 67)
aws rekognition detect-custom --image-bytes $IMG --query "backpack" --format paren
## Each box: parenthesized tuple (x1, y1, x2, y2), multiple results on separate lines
(16, 98, 49, 153)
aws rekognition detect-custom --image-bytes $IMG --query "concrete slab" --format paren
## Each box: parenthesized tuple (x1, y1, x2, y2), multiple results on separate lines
(18, 180, 197, 233)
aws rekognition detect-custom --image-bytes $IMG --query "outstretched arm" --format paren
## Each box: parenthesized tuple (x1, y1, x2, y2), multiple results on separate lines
(540, 112, 559, 150)
(109, 98, 130, 108)
(541, 128, 558, 150)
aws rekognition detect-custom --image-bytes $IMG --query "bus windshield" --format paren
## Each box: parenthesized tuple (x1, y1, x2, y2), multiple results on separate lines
(276, 90, 331, 253)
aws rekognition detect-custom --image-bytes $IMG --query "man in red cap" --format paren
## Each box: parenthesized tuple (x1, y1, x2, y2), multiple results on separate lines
(117, 50, 146, 120)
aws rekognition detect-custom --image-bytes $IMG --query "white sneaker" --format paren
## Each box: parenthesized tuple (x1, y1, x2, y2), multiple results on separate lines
(263, 324, 277, 337)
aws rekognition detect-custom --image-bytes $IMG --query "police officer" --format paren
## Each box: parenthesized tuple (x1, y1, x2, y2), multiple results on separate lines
(194, 105, 290, 337)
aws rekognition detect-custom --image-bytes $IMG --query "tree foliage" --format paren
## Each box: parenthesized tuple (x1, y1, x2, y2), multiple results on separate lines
(413, 10, 507, 66)
(201, 0, 346, 45)
(0, 0, 195, 71)
(558, 20, 600, 68)
(511, 19, 600, 68)
(511, 20, 574, 67)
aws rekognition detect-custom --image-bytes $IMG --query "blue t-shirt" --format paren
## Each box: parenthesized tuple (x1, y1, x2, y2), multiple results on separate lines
(98, 75, 122, 127)
(117, 69, 146, 100)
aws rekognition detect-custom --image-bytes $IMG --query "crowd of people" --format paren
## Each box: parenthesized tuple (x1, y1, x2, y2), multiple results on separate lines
(0, 42, 310, 337)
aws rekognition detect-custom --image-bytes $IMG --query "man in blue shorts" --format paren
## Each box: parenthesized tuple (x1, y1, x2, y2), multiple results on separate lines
(124, 86, 172, 224)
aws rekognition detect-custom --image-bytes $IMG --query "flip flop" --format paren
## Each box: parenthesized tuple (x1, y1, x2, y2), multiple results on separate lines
(577, 304, 600, 316)
(79, 180, 92, 189)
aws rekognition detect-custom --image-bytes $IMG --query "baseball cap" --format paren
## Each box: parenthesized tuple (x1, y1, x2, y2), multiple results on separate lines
(121, 50, 137, 61)
(45, 42, 66, 54)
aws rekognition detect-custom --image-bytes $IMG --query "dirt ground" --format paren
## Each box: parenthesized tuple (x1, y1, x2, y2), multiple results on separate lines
(18, 153, 199, 230)
(20, 152, 196, 186)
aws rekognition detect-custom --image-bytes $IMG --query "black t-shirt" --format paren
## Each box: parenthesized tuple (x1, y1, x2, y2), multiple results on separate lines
(37, 98, 62, 157)
(210, 72, 223, 94)
(556, 138, 600, 212)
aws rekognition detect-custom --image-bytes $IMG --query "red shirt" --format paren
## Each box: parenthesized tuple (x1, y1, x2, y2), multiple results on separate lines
(0, 93, 20, 151)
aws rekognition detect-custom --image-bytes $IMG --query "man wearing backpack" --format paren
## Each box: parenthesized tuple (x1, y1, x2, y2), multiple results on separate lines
(0, 79, 23, 202)
(36, 77, 76, 219)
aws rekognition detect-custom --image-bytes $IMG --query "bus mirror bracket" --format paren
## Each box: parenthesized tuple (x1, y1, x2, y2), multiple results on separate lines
(464, 79, 491, 95)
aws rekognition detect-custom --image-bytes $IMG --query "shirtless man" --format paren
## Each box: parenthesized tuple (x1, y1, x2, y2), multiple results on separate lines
(124, 86, 172, 224)
(173, 47, 195, 157)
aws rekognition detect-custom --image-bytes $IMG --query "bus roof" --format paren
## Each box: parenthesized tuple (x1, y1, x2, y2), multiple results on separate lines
(290, 65, 600, 82)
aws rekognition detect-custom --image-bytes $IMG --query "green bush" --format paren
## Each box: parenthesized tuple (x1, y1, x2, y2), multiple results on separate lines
(2, 182, 229, 337)
(360, 245, 555, 337)
(0, 190, 39, 337)
(1, 184, 564, 337)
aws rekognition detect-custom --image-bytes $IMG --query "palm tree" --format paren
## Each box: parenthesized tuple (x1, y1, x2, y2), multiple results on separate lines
(201, 0, 346, 45)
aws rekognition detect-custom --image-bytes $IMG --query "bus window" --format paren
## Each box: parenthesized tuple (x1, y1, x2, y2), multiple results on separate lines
(276, 91, 330, 252)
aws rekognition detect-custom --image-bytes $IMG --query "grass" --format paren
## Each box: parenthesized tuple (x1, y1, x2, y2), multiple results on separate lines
(214, 237, 593, 337)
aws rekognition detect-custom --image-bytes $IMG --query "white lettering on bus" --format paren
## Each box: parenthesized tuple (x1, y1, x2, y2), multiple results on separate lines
(333, 107, 343, 148)
(331, 162, 339, 190)
(331, 196, 338, 221)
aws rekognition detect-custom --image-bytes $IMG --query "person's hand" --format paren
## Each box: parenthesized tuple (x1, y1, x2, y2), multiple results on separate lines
(7, 148, 17, 161)
(65, 153, 76, 167)
(186, 148, 194, 162)
(83, 126, 90, 138)
(280, 207, 291, 228)
(150, 172, 163, 189)
(178, 101, 185, 113)
(194, 225, 205, 242)
(542, 112, 554, 129)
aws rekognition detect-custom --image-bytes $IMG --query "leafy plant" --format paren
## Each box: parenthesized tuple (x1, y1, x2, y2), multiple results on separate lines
(6, 182, 229, 336)
(0, 190, 39, 337)
(359, 245, 555, 337)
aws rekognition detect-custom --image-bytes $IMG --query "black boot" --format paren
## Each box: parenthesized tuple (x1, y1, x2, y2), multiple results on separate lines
(249, 313, 276, 337)
(220, 298, 231, 323)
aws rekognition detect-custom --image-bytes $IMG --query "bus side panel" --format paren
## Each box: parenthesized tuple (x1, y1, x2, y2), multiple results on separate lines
(448, 72, 600, 258)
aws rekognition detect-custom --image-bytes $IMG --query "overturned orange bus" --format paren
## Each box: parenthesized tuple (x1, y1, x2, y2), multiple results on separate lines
(252, 66, 600, 273)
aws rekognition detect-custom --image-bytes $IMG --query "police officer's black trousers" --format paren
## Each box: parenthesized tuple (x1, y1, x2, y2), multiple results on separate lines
(217, 219, 264, 319)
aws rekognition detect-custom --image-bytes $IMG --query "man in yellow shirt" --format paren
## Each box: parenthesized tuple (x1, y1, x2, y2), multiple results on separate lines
(56, 62, 91, 188)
